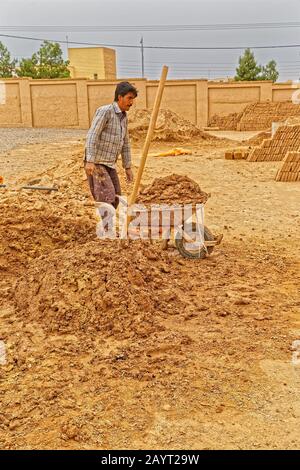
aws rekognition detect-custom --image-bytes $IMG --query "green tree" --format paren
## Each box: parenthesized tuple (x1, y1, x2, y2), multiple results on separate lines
(17, 57, 38, 79)
(18, 41, 70, 79)
(260, 60, 279, 82)
(235, 48, 262, 81)
(0, 41, 17, 78)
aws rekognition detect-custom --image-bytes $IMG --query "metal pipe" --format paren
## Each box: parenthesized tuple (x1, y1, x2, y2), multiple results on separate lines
(0, 184, 58, 191)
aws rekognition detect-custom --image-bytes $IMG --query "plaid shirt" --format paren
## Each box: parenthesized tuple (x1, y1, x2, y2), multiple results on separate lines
(84, 102, 131, 169)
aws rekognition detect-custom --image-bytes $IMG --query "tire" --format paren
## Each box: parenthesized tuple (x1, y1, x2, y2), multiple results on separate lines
(175, 223, 215, 259)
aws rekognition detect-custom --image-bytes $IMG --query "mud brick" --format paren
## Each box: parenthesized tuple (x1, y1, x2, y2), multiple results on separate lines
(234, 151, 243, 160)
(225, 151, 234, 160)
(210, 102, 300, 131)
(276, 150, 300, 181)
(279, 172, 286, 181)
(291, 174, 297, 182)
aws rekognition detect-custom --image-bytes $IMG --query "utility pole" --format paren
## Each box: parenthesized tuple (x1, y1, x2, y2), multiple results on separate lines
(140, 36, 144, 78)
(66, 35, 69, 58)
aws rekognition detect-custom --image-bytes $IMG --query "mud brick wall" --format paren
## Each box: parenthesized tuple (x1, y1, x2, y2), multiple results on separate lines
(0, 78, 298, 129)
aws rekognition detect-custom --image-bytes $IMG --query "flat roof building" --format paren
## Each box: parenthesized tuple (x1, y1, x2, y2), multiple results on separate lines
(68, 47, 116, 80)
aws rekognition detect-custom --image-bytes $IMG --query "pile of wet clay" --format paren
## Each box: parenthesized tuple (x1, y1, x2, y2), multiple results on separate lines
(128, 108, 217, 142)
(0, 191, 96, 273)
(136, 174, 209, 206)
(14, 240, 185, 338)
(0, 142, 129, 274)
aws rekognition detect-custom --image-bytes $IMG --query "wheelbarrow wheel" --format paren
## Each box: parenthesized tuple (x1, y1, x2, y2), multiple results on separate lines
(175, 223, 215, 259)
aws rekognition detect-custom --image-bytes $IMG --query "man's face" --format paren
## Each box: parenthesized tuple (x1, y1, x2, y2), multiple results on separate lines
(118, 92, 136, 112)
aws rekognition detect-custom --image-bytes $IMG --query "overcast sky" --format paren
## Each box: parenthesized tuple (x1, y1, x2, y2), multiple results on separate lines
(1, 0, 300, 81)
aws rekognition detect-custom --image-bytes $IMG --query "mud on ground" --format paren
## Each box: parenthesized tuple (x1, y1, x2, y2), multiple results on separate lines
(0, 133, 299, 449)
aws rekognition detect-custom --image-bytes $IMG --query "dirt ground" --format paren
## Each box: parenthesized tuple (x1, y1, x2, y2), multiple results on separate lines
(0, 131, 299, 450)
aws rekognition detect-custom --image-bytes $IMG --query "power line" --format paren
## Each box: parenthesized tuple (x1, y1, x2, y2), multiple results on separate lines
(118, 61, 300, 68)
(1, 22, 300, 31)
(119, 65, 300, 72)
(119, 63, 300, 69)
(13, 56, 300, 66)
(0, 34, 136, 49)
(1, 33, 300, 50)
(121, 59, 300, 65)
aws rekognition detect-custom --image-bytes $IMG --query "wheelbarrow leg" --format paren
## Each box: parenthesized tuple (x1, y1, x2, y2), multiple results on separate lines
(161, 228, 171, 250)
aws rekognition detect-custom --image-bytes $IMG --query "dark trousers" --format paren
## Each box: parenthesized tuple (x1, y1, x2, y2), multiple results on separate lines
(84, 162, 121, 209)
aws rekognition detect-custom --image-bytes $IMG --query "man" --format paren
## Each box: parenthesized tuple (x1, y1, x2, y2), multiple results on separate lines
(84, 81, 138, 213)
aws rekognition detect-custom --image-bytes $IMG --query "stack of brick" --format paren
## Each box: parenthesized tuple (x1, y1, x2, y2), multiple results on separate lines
(225, 148, 250, 160)
(284, 116, 300, 126)
(238, 102, 300, 131)
(247, 124, 300, 162)
(209, 111, 243, 130)
(242, 131, 272, 146)
(275, 152, 300, 182)
(209, 102, 300, 131)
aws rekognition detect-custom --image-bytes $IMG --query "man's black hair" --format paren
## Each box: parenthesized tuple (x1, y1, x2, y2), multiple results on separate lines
(114, 81, 138, 101)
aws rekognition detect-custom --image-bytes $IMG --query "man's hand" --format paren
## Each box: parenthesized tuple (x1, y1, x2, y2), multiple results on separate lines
(125, 168, 134, 183)
(85, 162, 95, 176)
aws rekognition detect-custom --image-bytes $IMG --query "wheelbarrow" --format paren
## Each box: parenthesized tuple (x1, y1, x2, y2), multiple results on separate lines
(95, 197, 223, 260)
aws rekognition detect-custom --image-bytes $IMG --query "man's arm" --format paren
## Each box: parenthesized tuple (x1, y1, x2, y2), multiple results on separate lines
(121, 125, 131, 169)
(85, 107, 109, 163)
(121, 129, 133, 182)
